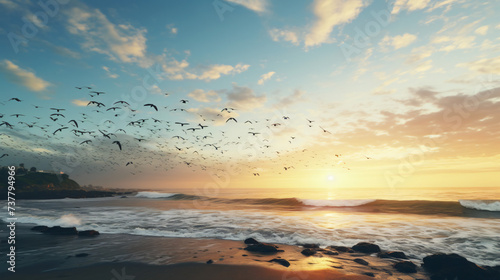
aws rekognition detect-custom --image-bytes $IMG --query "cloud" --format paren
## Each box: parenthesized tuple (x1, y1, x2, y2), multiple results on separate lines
(406, 45, 433, 63)
(160, 59, 250, 81)
(0, 60, 52, 97)
(166, 24, 178, 34)
(431, 35, 475, 52)
(458, 56, 500, 74)
(257, 71, 275, 85)
(65, 6, 147, 64)
(188, 89, 221, 103)
(474, 25, 488, 35)
(380, 33, 417, 50)
(102, 66, 119, 78)
(187, 107, 239, 126)
(391, 0, 431, 14)
(225, 0, 268, 13)
(305, 0, 366, 47)
(225, 83, 267, 111)
(274, 89, 306, 108)
(269, 28, 299, 45)
(72, 99, 89, 106)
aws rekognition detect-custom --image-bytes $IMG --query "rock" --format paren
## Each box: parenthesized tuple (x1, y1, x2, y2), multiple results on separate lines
(31, 225, 49, 232)
(378, 251, 407, 259)
(363, 272, 375, 277)
(269, 258, 290, 267)
(206, 259, 213, 264)
(244, 238, 259, 245)
(43, 226, 78, 235)
(353, 258, 369, 265)
(244, 243, 279, 253)
(78, 230, 100, 237)
(422, 253, 499, 280)
(301, 243, 319, 249)
(301, 248, 317, 256)
(328, 245, 352, 253)
(322, 250, 339, 255)
(352, 242, 381, 253)
(394, 261, 417, 273)
(75, 253, 89, 257)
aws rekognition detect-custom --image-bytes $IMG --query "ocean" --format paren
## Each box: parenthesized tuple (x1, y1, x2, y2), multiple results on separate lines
(1, 187, 500, 267)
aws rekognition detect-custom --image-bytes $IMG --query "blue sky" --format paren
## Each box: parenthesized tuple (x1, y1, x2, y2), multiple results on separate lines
(0, 0, 499, 189)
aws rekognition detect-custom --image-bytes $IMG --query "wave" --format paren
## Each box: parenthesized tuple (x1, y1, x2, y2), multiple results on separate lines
(300, 199, 376, 207)
(459, 200, 500, 212)
(135, 192, 178, 198)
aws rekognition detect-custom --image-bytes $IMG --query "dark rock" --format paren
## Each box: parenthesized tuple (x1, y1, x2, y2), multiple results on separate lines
(422, 253, 500, 280)
(301, 248, 317, 256)
(378, 251, 407, 259)
(301, 243, 319, 249)
(78, 230, 100, 237)
(353, 258, 369, 265)
(244, 238, 259, 245)
(394, 261, 417, 273)
(352, 242, 381, 253)
(244, 243, 279, 253)
(31, 226, 49, 232)
(328, 245, 351, 252)
(206, 259, 213, 264)
(75, 253, 89, 257)
(269, 258, 290, 267)
(322, 250, 339, 255)
(363, 272, 375, 277)
(43, 226, 78, 235)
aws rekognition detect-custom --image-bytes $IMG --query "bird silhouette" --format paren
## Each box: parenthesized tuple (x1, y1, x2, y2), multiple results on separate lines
(112, 141, 122, 150)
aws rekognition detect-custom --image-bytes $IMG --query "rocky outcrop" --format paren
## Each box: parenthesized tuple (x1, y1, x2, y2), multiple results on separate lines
(393, 261, 417, 273)
(378, 251, 407, 259)
(351, 242, 381, 253)
(423, 253, 500, 280)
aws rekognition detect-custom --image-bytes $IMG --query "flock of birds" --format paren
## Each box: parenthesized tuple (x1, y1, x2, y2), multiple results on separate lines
(0, 87, 370, 181)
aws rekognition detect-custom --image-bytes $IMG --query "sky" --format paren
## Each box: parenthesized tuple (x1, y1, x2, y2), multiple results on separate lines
(0, 0, 499, 191)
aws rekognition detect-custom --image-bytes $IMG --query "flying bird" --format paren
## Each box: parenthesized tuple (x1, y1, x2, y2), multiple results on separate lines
(112, 141, 122, 150)
(144, 103, 158, 111)
(0, 154, 8, 159)
(226, 117, 237, 123)
(53, 127, 68, 135)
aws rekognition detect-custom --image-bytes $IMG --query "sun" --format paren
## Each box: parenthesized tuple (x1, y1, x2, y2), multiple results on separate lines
(327, 175, 335, 181)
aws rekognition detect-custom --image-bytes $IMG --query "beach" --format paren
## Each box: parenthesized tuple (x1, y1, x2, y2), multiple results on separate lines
(1, 188, 500, 279)
(1, 223, 430, 280)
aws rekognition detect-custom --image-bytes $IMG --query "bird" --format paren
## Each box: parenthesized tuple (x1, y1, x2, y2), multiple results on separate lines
(11, 114, 24, 118)
(0, 154, 8, 159)
(50, 108, 65, 112)
(253, 173, 260, 176)
(221, 108, 235, 113)
(9, 98, 21, 102)
(175, 122, 189, 126)
(112, 141, 122, 150)
(319, 126, 331, 134)
(126, 161, 133, 166)
(180, 99, 189, 103)
(68, 120, 78, 128)
(144, 103, 158, 111)
(226, 117, 237, 123)
(114, 101, 130, 106)
(80, 140, 92, 145)
(53, 127, 68, 135)
(248, 132, 260, 136)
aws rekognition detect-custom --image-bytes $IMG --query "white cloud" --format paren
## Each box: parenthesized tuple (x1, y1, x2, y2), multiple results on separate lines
(431, 35, 475, 52)
(414, 60, 433, 72)
(188, 89, 221, 103)
(0, 60, 52, 97)
(474, 25, 488, 35)
(166, 24, 178, 34)
(406, 45, 433, 63)
(160, 60, 250, 81)
(225, 0, 268, 13)
(102, 66, 119, 78)
(269, 28, 299, 45)
(392, 0, 431, 14)
(72, 99, 89, 106)
(380, 33, 417, 50)
(458, 56, 500, 74)
(257, 71, 275, 85)
(305, 0, 366, 47)
(66, 6, 147, 64)
(226, 83, 267, 111)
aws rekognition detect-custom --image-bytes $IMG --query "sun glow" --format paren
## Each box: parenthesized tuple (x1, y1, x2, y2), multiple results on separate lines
(327, 175, 335, 181)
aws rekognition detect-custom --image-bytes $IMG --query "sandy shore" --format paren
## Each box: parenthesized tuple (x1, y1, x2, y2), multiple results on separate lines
(0, 223, 430, 280)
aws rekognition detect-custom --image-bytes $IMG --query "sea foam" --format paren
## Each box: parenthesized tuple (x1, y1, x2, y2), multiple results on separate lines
(459, 200, 500, 212)
(135, 191, 177, 199)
